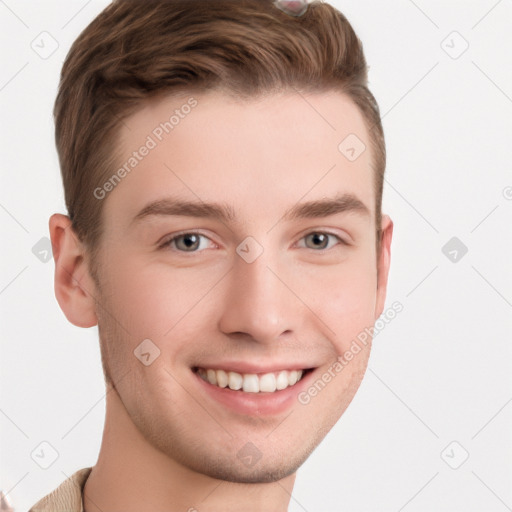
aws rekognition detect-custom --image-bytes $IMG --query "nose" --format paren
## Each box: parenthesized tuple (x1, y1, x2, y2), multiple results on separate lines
(217, 243, 302, 345)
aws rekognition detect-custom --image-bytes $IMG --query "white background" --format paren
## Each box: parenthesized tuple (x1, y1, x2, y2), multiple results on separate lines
(1, 1, 511, 511)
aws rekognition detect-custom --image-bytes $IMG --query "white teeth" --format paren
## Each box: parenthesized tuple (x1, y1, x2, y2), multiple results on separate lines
(197, 367, 307, 393)
(242, 374, 259, 393)
(228, 371, 243, 390)
(288, 370, 298, 386)
(207, 369, 217, 385)
(259, 373, 277, 392)
(276, 371, 289, 390)
(216, 369, 228, 388)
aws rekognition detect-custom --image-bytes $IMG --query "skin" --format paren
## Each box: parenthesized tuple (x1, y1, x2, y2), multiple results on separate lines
(50, 89, 393, 512)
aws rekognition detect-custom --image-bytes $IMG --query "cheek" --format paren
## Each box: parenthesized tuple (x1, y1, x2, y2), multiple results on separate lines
(100, 254, 222, 346)
(108, 270, 168, 334)
(298, 258, 378, 353)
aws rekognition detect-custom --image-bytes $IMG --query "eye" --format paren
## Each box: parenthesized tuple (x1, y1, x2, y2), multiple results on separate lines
(159, 232, 215, 252)
(158, 230, 348, 253)
(297, 231, 347, 251)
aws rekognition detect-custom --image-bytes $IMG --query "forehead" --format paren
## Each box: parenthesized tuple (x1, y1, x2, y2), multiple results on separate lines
(104, 89, 375, 227)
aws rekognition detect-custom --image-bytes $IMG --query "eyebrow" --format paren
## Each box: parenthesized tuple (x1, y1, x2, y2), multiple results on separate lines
(131, 193, 370, 226)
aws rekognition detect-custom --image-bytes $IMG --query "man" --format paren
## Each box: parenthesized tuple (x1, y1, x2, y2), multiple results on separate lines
(30, 0, 392, 510)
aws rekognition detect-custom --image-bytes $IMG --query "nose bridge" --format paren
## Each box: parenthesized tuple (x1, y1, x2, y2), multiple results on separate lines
(218, 242, 297, 343)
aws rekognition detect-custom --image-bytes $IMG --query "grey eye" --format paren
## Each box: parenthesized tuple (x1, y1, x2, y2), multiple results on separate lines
(304, 232, 329, 249)
(174, 233, 201, 251)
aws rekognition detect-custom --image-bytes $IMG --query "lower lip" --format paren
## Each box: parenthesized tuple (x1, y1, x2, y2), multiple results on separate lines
(193, 369, 316, 416)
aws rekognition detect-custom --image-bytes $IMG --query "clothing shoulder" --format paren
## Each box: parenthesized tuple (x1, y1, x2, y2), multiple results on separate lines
(28, 467, 92, 512)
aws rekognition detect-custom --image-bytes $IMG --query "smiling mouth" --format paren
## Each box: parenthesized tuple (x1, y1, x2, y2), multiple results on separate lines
(193, 367, 313, 393)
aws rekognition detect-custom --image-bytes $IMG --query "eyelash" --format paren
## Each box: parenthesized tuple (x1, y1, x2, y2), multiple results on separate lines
(158, 230, 349, 253)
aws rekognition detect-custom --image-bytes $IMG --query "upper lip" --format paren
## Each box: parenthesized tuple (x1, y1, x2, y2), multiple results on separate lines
(193, 361, 316, 375)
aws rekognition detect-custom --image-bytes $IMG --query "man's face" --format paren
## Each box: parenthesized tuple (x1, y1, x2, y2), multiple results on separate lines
(89, 90, 391, 483)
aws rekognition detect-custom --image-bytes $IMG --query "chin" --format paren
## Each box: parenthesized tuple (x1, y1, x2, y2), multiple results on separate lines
(190, 456, 303, 484)
(170, 432, 322, 485)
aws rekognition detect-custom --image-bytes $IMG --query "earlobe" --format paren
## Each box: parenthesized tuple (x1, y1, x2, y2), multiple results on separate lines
(375, 214, 393, 320)
(49, 213, 98, 328)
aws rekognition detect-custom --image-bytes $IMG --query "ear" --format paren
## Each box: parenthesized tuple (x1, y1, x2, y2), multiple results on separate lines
(374, 214, 393, 320)
(49, 213, 98, 328)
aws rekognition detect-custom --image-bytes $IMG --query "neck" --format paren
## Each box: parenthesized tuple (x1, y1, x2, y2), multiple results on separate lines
(83, 384, 295, 512)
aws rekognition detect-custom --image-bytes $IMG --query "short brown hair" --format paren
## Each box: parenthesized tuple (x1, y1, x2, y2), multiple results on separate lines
(54, 0, 385, 273)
